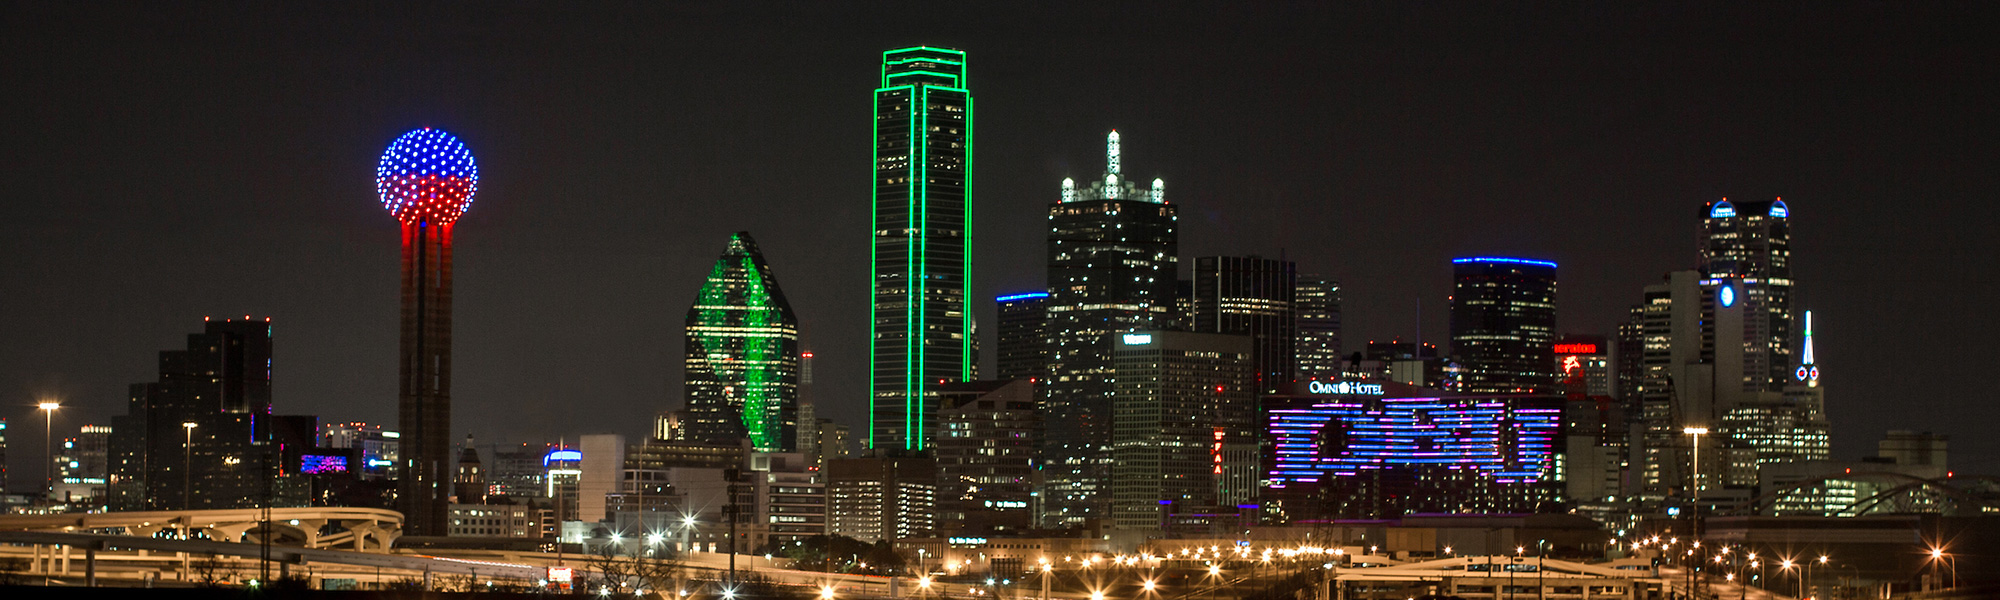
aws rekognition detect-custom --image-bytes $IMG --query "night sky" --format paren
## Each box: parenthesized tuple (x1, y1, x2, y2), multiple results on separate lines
(4, 3, 1995, 489)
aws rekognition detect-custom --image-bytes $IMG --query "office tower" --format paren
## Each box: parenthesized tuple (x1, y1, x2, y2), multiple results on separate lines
(486, 443, 546, 499)
(994, 292, 1049, 381)
(684, 231, 801, 452)
(870, 46, 974, 453)
(1295, 275, 1343, 381)
(935, 380, 1040, 535)
(1554, 335, 1612, 398)
(53, 424, 112, 504)
(1722, 310, 1831, 465)
(1699, 198, 1794, 392)
(543, 446, 582, 522)
(827, 456, 936, 542)
(1042, 131, 1179, 526)
(1264, 384, 1565, 520)
(321, 421, 400, 481)
(1192, 255, 1297, 394)
(1622, 271, 1707, 501)
(1449, 257, 1558, 394)
(107, 317, 276, 511)
(377, 127, 479, 536)
(1109, 331, 1256, 530)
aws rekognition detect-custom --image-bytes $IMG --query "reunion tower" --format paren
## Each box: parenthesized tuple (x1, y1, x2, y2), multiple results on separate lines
(376, 128, 478, 536)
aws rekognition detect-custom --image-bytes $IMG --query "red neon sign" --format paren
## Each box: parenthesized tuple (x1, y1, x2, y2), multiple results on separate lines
(1553, 343, 1598, 355)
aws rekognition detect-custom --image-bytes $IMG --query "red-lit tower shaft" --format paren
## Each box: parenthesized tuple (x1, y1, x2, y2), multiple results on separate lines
(399, 220, 453, 535)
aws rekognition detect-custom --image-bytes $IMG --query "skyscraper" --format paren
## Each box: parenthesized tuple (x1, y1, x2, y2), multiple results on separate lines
(1192, 256, 1297, 395)
(108, 317, 276, 511)
(870, 46, 973, 453)
(684, 231, 801, 452)
(994, 292, 1048, 381)
(377, 127, 480, 535)
(1042, 131, 1179, 525)
(1294, 275, 1343, 381)
(1108, 331, 1255, 530)
(1699, 198, 1794, 393)
(1449, 257, 1558, 394)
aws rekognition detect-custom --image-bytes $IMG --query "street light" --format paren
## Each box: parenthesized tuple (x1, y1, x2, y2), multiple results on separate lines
(182, 421, 199, 510)
(38, 401, 60, 499)
(1685, 426, 1710, 599)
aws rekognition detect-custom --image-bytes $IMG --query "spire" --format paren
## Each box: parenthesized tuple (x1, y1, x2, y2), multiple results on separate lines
(1107, 130, 1121, 175)
(1151, 178, 1165, 203)
(1062, 178, 1075, 203)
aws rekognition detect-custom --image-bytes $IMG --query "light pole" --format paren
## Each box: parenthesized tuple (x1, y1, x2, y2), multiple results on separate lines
(182, 422, 199, 509)
(38, 401, 60, 500)
(1684, 426, 1709, 599)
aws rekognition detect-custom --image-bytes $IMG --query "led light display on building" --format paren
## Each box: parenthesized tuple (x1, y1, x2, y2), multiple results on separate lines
(300, 454, 349, 475)
(1267, 396, 1561, 486)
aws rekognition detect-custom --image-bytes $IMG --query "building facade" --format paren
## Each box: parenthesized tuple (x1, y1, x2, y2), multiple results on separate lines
(1108, 331, 1257, 530)
(1295, 275, 1343, 382)
(1699, 198, 1795, 393)
(1191, 256, 1297, 395)
(1263, 383, 1565, 521)
(54, 424, 113, 505)
(684, 231, 801, 452)
(1449, 257, 1558, 394)
(994, 292, 1048, 382)
(828, 456, 937, 542)
(869, 46, 974, 453)
(1041, 131, 1179, 526)
(935, 380, 1040, 536)
(108, 317, 278, 511)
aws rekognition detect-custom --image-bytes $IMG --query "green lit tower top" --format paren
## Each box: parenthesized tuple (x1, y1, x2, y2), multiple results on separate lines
(870, 46, 973, 452)
(685, 232, 799, 452)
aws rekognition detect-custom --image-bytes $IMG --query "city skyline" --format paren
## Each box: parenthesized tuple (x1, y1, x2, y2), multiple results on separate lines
(3, 3, 1995, 490)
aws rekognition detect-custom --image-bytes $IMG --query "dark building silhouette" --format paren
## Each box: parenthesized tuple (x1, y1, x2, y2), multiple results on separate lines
(109, 317, 278, 511)
(994, 292, 1048, 382)
(1041, 131, 1179, 527)
(683, 231, 800, 452)
(1449, 257, 1558, 394)
(935, 379, 1040, 536)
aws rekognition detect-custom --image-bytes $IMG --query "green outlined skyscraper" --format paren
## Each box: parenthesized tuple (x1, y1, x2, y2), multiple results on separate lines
(685, 232, 799, 452)
(870, 47, 973, 452)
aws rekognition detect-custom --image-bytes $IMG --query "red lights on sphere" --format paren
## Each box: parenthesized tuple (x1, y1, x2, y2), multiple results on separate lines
(376, 127, 479, 226)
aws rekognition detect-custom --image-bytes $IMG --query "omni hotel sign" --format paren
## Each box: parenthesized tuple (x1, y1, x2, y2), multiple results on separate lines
(1307, 380, 1386, 396)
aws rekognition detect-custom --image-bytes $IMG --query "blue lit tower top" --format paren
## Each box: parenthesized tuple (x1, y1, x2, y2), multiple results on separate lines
(376, 128, 479, 226)
(1449, 256, 1558, 394)
(1700, 196, 1794, 392)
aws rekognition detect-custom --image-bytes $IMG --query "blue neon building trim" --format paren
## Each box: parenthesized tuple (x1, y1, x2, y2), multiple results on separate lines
(995, 292, 1050, 302)
(1768, 200, 1789, 218)
(543, 449, 582, 466)
(1452, 257, 1557, 269)
(1710, 201, 1736, 218)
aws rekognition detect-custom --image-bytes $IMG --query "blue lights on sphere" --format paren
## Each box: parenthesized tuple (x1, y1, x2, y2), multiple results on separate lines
(376, 128, 479, 226)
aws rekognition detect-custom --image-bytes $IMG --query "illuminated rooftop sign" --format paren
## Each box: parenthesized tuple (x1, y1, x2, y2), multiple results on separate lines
(1553, 343, 1599, 355)
(1710, 200, 1736, 218)
(1307, 380, 1385, 396)
(1121, 333, 1153, 345)
(543, 449, 582, 466)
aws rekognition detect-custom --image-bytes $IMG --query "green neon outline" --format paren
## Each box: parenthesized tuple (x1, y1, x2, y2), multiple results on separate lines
(963, 92, 974, 384)
(914, 84, 928, 451)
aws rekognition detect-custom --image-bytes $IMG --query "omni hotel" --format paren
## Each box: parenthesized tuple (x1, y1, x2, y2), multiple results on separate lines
(1261, 380, 1571, 522)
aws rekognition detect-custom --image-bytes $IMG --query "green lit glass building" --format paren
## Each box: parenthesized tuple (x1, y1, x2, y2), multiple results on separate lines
(870, 46, 973, 452)
(685, 232, 799, 452)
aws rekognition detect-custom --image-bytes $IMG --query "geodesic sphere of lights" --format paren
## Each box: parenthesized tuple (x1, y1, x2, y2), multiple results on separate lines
(376, 127, 479, 226)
